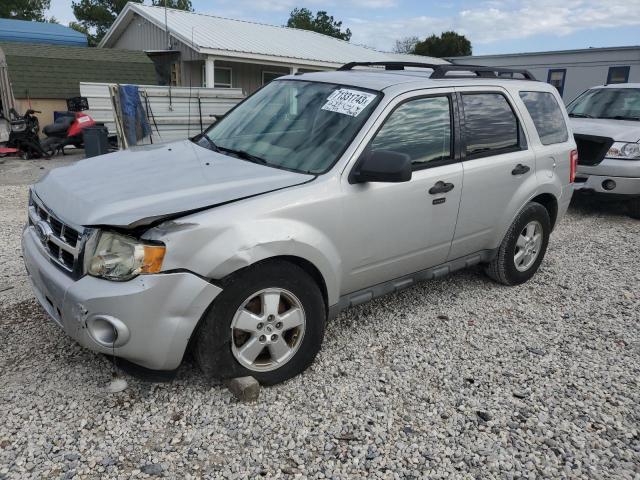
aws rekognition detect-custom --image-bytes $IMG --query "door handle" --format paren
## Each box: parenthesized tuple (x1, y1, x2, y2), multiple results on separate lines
(429, 181, 454, 194)
(512, 164, 531, 175)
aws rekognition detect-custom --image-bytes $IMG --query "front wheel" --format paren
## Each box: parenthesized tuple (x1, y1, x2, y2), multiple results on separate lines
(195, 260, 326, 385)
(485, 202, 551, 285)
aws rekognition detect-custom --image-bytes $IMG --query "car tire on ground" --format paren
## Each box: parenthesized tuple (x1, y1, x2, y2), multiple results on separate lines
(485, 201, 551, 286)
(195, 260, 326, 386)
(627, 197, 640, 220)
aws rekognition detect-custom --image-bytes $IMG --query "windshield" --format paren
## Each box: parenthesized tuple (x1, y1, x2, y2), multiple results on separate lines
(567, 88, 640, 120)
(202, 80, 381, 174)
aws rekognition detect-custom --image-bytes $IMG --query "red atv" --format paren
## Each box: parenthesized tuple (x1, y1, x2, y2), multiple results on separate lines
(41, 110, 96, 156)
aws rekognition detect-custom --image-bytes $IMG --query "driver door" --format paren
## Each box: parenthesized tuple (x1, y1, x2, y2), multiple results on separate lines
(339, 92, 463, 294)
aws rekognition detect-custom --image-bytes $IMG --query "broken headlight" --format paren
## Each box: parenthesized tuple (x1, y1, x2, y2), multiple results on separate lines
(87, 231, 165, 281)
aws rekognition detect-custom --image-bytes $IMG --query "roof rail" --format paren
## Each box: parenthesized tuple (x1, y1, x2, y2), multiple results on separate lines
(337, 62, 537, 81)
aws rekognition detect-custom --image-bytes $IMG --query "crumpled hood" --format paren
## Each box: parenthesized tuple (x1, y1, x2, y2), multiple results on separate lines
(33, 140, 313, 228)
(570, 118, 640, 143)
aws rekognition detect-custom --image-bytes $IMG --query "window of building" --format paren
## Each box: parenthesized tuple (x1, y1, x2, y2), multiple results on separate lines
(262, 71, 285, 85)
(201, 65, 233, 88)
(607, 66, 630, 84)
(370, 96, 452, 169)
(547, 69, 567, 96)
(519, 91, 569, 145)
(461, 93, 522, 158)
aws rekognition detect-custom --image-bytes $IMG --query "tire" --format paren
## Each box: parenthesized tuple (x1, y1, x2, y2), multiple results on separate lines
(628, 198, 640, 220)
(485, 202, 551, 286)
(195, 260, 326, 386)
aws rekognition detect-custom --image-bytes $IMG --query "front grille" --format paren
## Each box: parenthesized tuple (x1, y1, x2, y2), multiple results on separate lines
(28, 193, 86, 276)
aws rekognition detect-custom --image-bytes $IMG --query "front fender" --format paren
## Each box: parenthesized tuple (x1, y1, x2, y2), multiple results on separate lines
(151, 218, 342, 306)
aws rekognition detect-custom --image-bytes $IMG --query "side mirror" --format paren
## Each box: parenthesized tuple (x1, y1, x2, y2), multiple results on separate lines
(350, 149, 412, 184)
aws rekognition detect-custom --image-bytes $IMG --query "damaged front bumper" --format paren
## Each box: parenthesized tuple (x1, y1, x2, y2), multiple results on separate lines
(22, 226, 221, 370)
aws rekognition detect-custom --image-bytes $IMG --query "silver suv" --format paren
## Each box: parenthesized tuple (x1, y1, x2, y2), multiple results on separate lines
(568, 83, 640, 218)
(22, 63, 576, 384)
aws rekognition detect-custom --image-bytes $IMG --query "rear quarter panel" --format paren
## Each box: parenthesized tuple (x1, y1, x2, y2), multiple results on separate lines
(509, 83, 575, 221)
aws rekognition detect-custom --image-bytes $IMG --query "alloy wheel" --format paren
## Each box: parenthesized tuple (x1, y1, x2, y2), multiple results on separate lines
(230, 288, 306, 372)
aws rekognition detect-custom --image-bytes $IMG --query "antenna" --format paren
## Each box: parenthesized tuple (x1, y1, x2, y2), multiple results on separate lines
(164, 0, 170, 50)
(188, 26, 194, 138)
(165, 0, 172, 111)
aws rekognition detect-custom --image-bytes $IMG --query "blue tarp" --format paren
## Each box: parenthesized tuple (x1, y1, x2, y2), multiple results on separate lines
(119, 84, 151, 146)
(0, 18, 87, 46)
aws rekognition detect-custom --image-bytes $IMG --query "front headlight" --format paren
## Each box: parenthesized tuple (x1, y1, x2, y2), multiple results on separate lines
(87, 231, 165, 281)
(606, 142, 640, 160)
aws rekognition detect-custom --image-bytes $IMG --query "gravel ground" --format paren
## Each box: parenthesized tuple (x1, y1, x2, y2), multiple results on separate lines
(1, 164, 639, 479)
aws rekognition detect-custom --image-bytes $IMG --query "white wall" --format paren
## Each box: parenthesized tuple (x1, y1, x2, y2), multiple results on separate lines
(450, 48, 640, 103)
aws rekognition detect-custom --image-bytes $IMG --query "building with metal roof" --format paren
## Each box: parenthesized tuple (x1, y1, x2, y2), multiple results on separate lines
(0, 42, 157, 124)
(0, 18, 87, 47)
(99, 2, 446, 95)
(447, 46, 640, 103)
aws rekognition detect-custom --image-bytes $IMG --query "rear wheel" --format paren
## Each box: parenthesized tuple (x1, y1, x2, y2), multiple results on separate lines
(628, 197, 640, 220)
(195, 260, 326, 385)
(485, 202, 551, 285)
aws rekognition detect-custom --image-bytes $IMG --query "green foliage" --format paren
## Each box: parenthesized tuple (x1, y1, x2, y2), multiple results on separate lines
(151, 0, 193, 10)
(71, 0, 141, 45)
(286, 7, 351, 41)
(413, 31, 472, 58)
(0, 0, 52, 22)
(71, 0, 192, 46)
(68, 21, 90, 35)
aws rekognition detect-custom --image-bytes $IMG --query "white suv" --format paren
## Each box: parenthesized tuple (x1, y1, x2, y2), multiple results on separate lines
(568, 83, 640, 218)
(22, 63, 576, 384)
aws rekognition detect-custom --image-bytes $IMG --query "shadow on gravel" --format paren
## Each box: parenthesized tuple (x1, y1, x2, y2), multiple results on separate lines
(569, 192, 632, 218)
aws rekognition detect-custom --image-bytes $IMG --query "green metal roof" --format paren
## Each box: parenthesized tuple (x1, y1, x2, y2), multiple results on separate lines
(0, 42, 157, 99)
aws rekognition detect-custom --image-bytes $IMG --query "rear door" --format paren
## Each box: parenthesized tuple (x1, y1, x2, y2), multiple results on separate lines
(449, 87, 537, 259)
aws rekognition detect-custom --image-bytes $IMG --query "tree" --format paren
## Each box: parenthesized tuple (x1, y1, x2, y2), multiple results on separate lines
(151, 0, 193, 12)
(0, 0, 51, 22)
(71, 0, 139, 46)
(393, 36, 419, 54)
(71, 0, 191, 46)
(151, 0, 193, 11)
(68, 21, 90, 36)
(286, 8, 351, 41)
(413, 31, 472, 58)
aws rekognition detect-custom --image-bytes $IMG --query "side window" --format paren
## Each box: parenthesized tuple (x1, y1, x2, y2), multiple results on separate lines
(370, 96, 452, 169)
(519, 91, 569, 145)
(461, 93, 521, 157)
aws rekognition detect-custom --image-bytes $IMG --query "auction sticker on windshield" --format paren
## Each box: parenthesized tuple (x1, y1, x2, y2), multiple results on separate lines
(321, 89, 377, 117)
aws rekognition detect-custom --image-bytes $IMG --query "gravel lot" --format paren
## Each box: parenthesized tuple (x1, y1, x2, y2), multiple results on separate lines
(1, 158, 639, 479)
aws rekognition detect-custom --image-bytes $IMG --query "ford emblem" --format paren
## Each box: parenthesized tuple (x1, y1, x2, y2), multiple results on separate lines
(35, 221, 52, 244)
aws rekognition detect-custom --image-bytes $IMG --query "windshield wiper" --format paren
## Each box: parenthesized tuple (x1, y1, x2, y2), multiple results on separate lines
(216, 145, 268, 165)
(569, 113, 594, 118)
(201, 135, 221, 152)
(192, 134, 221, 152)
(599, 115, 640, 121)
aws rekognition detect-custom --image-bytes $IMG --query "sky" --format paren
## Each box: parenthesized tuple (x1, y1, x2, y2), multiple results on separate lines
(47, 0, 640, 55)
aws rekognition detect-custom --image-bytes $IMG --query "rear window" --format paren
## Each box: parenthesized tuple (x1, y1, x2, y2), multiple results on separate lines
(461, 93, 521, 157)
(519, 91, 569, 145)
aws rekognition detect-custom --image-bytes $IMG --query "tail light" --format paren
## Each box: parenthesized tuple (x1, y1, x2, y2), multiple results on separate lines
(569, 149, 578, 183)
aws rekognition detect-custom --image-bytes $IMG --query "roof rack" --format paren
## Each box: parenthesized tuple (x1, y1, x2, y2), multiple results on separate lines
(337, 62, 537, 81)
